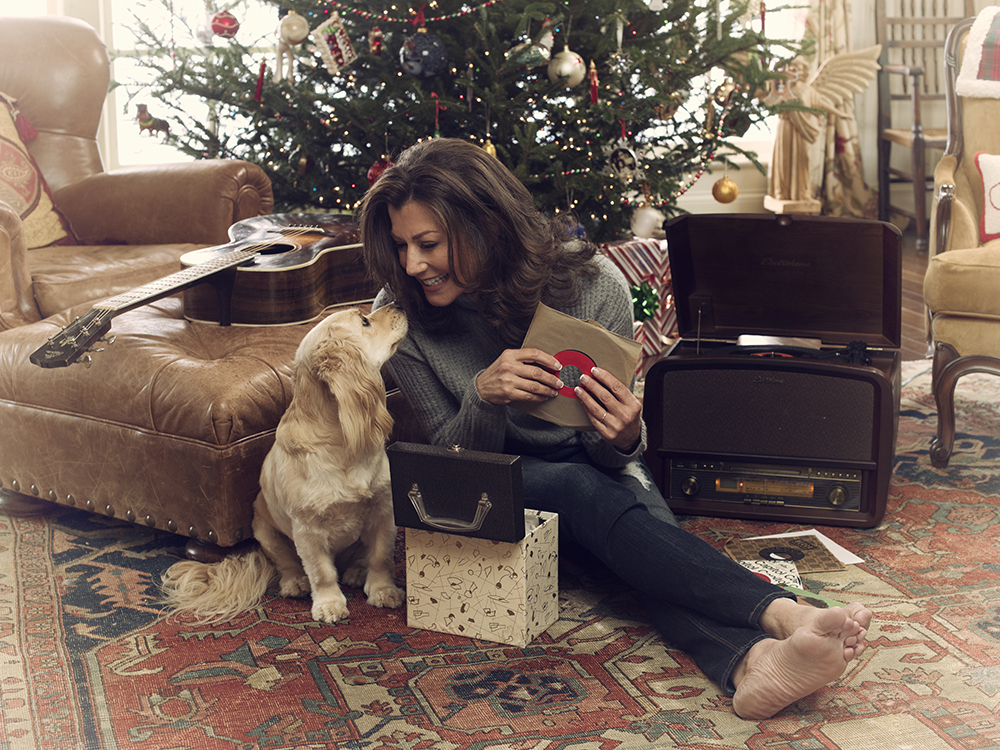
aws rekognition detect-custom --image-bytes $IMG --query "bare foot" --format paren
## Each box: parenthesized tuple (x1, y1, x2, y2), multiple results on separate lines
(843, 602, 873, 659)
(760, 598, 873, 658)
(732, 607, 862, 720)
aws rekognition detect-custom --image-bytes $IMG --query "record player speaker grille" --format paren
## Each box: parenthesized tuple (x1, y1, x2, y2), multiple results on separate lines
(655, 367, 875, 462)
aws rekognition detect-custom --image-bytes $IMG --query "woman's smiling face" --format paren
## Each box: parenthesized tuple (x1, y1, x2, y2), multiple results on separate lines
(389, 201, 466, 307)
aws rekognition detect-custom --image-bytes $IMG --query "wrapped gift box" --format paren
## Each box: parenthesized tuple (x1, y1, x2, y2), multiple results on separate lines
(602, 238, 677, 369)
(404, 511, 559, 647)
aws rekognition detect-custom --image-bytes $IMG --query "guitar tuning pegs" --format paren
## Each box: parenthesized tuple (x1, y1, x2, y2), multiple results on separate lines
(101, 335, 116, 345)
(80, 354, 92, 368)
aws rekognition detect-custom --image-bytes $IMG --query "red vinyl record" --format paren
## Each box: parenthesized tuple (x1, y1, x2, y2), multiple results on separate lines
(551, 349, 596, 398)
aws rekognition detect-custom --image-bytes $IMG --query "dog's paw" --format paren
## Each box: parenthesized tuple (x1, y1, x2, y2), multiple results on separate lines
(340, 564, 367, 589)
(279, 576, 310, 599)
(367, 584, 405, 610)
(312, 595, 349, 624)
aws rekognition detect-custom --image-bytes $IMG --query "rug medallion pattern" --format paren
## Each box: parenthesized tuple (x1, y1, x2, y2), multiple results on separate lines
(2, 363, 1000, 749)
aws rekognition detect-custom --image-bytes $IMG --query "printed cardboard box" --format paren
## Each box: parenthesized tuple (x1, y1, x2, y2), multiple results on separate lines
(405, 510, 558, 647)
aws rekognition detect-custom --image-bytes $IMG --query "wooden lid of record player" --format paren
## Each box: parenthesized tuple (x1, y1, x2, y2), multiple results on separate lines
(665, 214, 902, 349)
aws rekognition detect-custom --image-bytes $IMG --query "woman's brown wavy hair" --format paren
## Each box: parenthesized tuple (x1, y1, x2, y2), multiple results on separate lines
(357, 138, 599, 347)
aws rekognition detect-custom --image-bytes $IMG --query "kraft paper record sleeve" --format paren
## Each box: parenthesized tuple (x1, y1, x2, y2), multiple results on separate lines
(514, 302, 642, 431)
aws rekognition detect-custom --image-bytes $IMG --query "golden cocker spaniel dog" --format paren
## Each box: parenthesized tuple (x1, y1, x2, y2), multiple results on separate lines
(160, 304, 408, 624)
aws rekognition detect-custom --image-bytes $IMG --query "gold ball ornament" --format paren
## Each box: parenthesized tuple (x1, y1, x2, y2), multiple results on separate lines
(712, 175, 739, 204)
(482, 138, 497, 157)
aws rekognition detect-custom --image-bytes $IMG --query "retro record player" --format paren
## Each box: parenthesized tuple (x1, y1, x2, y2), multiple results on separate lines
(643, 214, 902, 528)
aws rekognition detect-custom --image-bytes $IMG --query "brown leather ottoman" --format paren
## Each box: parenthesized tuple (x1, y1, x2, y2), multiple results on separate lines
(0, 297, 314, 558)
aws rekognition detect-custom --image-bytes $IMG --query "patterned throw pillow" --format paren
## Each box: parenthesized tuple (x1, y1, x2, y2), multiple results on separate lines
(0, 91, 76, 249)
(975, 152, 1000, 244)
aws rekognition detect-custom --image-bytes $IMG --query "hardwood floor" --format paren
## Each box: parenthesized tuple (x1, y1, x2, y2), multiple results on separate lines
(899, 225, 931, 362)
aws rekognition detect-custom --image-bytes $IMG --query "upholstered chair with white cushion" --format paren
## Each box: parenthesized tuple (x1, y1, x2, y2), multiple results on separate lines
(924, 11, 1000, 467)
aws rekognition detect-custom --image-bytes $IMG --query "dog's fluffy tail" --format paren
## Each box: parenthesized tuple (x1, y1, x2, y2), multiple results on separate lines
(160, 548, 277, 625)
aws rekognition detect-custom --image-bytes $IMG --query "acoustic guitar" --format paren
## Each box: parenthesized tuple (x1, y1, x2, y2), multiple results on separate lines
(29, 213, 378, 369)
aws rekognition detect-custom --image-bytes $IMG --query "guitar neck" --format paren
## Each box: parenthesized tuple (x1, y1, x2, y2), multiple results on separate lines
(29, 224, 340, 368)
(95, 244, 257, 314)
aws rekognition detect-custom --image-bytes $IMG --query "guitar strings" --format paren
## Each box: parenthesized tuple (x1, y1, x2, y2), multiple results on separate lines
(51, 227, 328, 348)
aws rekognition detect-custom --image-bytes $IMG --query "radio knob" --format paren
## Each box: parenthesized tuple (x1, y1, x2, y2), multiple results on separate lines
(827, 485, 849, 507)
(680, 476, 701, 497)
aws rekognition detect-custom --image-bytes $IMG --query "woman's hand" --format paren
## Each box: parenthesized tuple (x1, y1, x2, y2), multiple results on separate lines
(476, 348, 565, 405)
(575, 366, 643, 452)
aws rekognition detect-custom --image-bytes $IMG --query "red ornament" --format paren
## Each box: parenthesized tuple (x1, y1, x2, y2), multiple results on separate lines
(211, 10, 240, 39)
(367, 157, 393, 187)
(369, 26, 383, 56)
(254, 59, 266, 102)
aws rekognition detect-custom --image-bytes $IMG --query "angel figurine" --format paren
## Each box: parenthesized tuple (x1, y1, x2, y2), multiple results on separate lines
(764, 45, 881, 208)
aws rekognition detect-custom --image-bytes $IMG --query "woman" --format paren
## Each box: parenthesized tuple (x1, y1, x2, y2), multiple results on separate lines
(358, 138, 872, 720)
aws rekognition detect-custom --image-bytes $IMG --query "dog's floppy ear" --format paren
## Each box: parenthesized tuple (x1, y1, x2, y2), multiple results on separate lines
(313, 337, 394, 460)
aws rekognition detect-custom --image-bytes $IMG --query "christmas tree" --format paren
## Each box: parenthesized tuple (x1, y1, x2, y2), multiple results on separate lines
(120, 0, 798, 242)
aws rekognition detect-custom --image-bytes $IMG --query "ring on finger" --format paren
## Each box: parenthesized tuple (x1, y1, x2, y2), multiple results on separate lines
(600, 410, 607, 424)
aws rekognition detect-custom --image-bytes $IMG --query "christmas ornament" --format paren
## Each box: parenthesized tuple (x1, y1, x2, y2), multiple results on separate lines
(714, 79, 737, 106)
(547, 46, 587, 88)
(589, 61, 599, 103)
(606, 19, 629, 98)
(712, 174, 739, 203)
(369, 27, 383, 55)
(655, 91, 685, 121)
(630, 204, 666, 239)
(278, 11, 309, 44)
(312, 13, 357, 75)
(290, 146, 314, 176)
(482, 138, 496, 157)
(400, 28, 448, 78)
(466, 60, 475, 110)
(195, 23, 215, 45)
(506, 40, 551, 67)
(367, 156, 393, 187)
(607, 140, 638, 183)
(254, 59, 266, 102)
(507, 17, 555, 67)
(136, 103, 169, 137)
(431, 92, 447, 137)
(631, 281, 660, 323)
(275, 12, 309, 83)
(210, 10, 240, 39)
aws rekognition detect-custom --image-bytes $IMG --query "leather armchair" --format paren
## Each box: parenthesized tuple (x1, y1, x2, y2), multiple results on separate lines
(0, 16, 320, 559)
(924, 14, 1000, 468)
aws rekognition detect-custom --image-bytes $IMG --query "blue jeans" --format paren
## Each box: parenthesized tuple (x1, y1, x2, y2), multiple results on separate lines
(516, 445, 795, 695)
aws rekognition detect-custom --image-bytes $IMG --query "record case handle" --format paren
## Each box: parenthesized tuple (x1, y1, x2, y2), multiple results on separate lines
(408, 483, 493, 532)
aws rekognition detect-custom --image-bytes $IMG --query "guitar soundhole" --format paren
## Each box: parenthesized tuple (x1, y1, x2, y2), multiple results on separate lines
(255, 242, 295, 256)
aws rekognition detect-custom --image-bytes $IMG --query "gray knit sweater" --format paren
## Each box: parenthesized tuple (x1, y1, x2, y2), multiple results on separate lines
(374, 253, 646, 469)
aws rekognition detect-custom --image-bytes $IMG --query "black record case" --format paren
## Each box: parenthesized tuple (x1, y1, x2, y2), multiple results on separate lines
(387, 442, 525, 542)
(643, 214, 902, 528)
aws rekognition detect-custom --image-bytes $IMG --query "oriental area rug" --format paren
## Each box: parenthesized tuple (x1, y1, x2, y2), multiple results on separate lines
(2, 361, 1000, 750)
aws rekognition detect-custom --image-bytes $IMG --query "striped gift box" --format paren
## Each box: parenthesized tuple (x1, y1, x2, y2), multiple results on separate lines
(601, 238, 677, 370)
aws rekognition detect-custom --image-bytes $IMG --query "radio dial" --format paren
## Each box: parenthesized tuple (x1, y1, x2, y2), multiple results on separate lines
(680, 476, 701, 497)
(827, 485, 849, 507)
